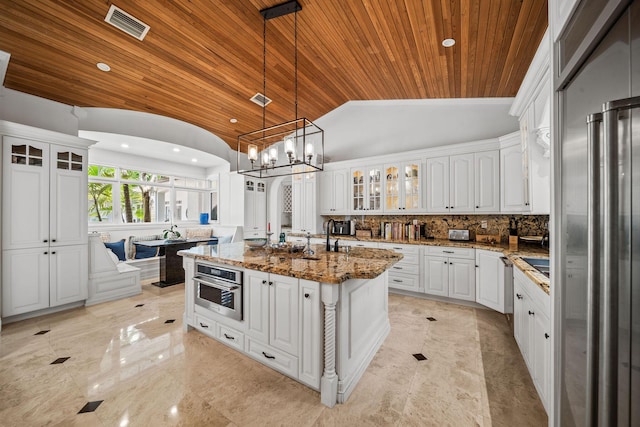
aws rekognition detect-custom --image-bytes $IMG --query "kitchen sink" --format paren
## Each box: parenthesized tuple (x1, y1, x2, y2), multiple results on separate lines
(521, 257, 550, 278)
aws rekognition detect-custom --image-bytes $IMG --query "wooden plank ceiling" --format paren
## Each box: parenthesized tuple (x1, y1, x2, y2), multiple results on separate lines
(0, 0, 547, 150)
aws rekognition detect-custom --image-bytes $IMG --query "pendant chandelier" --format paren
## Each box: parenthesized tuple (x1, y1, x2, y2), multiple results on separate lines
(237, 0, 324, 178)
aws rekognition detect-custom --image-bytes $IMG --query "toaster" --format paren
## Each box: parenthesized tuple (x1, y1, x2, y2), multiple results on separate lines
(448, 229, 470, 241)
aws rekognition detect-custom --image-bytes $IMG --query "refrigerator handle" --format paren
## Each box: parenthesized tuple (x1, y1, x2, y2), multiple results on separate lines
(599, 95, 640, 425)
(586, 112, 602, 426)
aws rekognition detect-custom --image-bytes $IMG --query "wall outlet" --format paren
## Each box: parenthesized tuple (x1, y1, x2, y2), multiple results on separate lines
(481, 221, 488, 229)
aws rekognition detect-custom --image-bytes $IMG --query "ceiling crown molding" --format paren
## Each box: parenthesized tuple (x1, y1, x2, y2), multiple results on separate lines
(509, 29, 550, 118)
(0, 50, 11, 87)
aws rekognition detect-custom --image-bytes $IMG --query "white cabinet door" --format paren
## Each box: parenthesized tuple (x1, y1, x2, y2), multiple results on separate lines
(425, 156, 449, 213)
(255, 181, 267, 230)
(246, 270, 270, 343)
(513, 277, 528, 358)
(423, 255, 449, 296)
(449, 153, 475, 213)
(2, 137, 50, 250)
(245, 179, 266, 235)
(50, 145, 88, 246)
(299, 279, 321, 388)
(292, 172, 317, 233)
(245, 179, 257, 231)
(533, 309, 551, 411)
(2, 248, 49, 316)
(269, 274, 299, 356)
(448, 257, 476, 301)
(320, 169, 348, 214)
(475, 249, 503, 312)
(474, 151, 499, 212)
(500, 144, 525, 212)
(50, 244, 88, 307)
(383, 162, 421, 212)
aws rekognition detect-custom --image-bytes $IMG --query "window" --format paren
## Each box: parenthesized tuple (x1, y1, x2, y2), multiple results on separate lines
(88, 165, 217, 224)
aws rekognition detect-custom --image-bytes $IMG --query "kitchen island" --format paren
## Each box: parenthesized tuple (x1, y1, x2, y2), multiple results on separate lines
(179, 242, 402, 407)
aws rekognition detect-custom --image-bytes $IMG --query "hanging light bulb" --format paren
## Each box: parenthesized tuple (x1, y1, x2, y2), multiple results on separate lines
(284, 137, 295, 163)
(305, 142, 314, 163)
(248, 144, 258, 166)
(261, 151, 270, 167)
(269, 147, 278, 167)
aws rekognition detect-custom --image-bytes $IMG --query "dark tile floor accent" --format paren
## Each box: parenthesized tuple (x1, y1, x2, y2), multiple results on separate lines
(51, 357, 70, 365)
(78, 400, 103, 414)
(164, 319, 175, 324)
(426, 317, 437, 321)
(135, 304, 144, 307)
(34, 330, 50, 335)
(412, 353, 428, 361)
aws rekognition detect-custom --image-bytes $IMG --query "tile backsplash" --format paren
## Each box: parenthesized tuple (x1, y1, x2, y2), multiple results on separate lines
(322, 214, 549, 242)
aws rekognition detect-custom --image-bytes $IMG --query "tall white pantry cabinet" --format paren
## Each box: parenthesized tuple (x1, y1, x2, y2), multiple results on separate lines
(1, 121, 93, 320)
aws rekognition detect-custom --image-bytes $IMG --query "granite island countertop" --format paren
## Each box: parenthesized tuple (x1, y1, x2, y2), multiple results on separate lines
(290, 234, 551, 294)
(178, 242, 403, 284)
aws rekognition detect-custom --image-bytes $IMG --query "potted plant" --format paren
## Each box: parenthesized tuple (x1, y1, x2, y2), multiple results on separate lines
(163, 224, 182, 241)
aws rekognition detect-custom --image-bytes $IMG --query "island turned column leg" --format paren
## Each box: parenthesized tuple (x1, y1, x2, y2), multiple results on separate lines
(321, 283, 339, 408)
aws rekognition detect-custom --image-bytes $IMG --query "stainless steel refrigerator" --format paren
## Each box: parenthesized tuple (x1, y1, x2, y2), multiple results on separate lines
(555, 0, 639, 425)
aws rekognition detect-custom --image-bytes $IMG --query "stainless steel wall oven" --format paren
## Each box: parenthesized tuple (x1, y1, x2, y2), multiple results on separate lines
(194, 263, 243, 321)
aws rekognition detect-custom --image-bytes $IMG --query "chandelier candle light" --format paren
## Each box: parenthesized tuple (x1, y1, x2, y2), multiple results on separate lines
(237, 0, 324, 178)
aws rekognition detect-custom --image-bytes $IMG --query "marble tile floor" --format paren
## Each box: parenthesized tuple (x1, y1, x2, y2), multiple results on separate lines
(0, 282, 547, 426)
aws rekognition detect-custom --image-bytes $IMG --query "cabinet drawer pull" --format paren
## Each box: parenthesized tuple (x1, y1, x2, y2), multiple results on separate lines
(393, 266, 403, 270)
(443, 250, 454, 253)
(262, 351, 275, 360)
(223, 333, 234, 340)
(51, 251, 56, 254)
(304, 293, 310, 298)
(44, 251, 48, 255)
(528, 311, 535, 316)
(43, 239, 48, 243)
(52, 239, 56, 242)
(544, 333, 550, 339)
(199, 322, 209, 329)
(392, 247, 403, 250)
(392, 279, 403, 283)
(516, 293, 523, 299)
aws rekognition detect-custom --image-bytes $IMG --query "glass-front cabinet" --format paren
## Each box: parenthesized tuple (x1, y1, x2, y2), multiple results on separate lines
(383, 162, 421, 212)
(351, 165, 382, 212)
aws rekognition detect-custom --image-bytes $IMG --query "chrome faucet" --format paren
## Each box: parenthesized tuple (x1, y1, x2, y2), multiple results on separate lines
(326, 219, 335, 252)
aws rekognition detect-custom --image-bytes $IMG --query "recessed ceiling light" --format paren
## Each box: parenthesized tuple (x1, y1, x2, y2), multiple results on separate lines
(230, 118, 238, 124)
(191, 158, 198, 163)
(442, 38, 456, 48)
(97, 62, 111, 72)
(173, 147, 180, 152)
(121, 143, 129, 148)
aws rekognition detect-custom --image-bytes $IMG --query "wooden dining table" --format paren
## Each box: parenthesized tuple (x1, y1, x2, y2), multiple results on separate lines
(133, 237, 218, 287)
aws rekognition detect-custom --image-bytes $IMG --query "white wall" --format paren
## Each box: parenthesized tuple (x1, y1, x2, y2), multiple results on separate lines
(0, 88, 79, 135)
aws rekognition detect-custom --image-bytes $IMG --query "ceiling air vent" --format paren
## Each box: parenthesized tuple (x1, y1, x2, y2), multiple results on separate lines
(104, 5, 150, 41)
(250, 93, 272, 107)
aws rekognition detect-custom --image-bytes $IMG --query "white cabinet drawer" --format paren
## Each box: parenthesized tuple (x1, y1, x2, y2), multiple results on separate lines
(217, 323, 245, 352)
(388, 273, 420, 292)
(379, 243, 420, 255)
(425, 245, 475, 259)
(514, 267, 550, 316)
(194, 314, 216, 338)
(245, 338, 298, 379)
(388, 262, 419, 275)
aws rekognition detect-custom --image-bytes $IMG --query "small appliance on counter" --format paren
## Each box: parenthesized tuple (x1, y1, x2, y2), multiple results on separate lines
(332, 221, 351, 235)
(448, 229, 470, 241)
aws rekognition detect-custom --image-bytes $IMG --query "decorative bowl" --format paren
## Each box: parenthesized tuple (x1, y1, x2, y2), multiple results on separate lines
(245, 238, 268, 248)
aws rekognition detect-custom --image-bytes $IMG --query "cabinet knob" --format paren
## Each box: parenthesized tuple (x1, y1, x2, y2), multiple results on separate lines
(52, 239, 56, 242)
(262, 280, 267, 285)
(304, 293, 310, 298)
(268, 281, 273, 286)
(44, 251, 48, 255)
(516, 293, 523, 299)
(544, 333, 550, 339)
(528, 310, 535, 316)
(51, 251, 56, 254)
(476, 206, 479, 209)
(451, 206, 454, 209)
(443, 261, 447, 264)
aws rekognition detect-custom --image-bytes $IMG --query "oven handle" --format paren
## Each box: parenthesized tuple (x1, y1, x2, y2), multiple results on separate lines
(194, 276, 239, 291)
